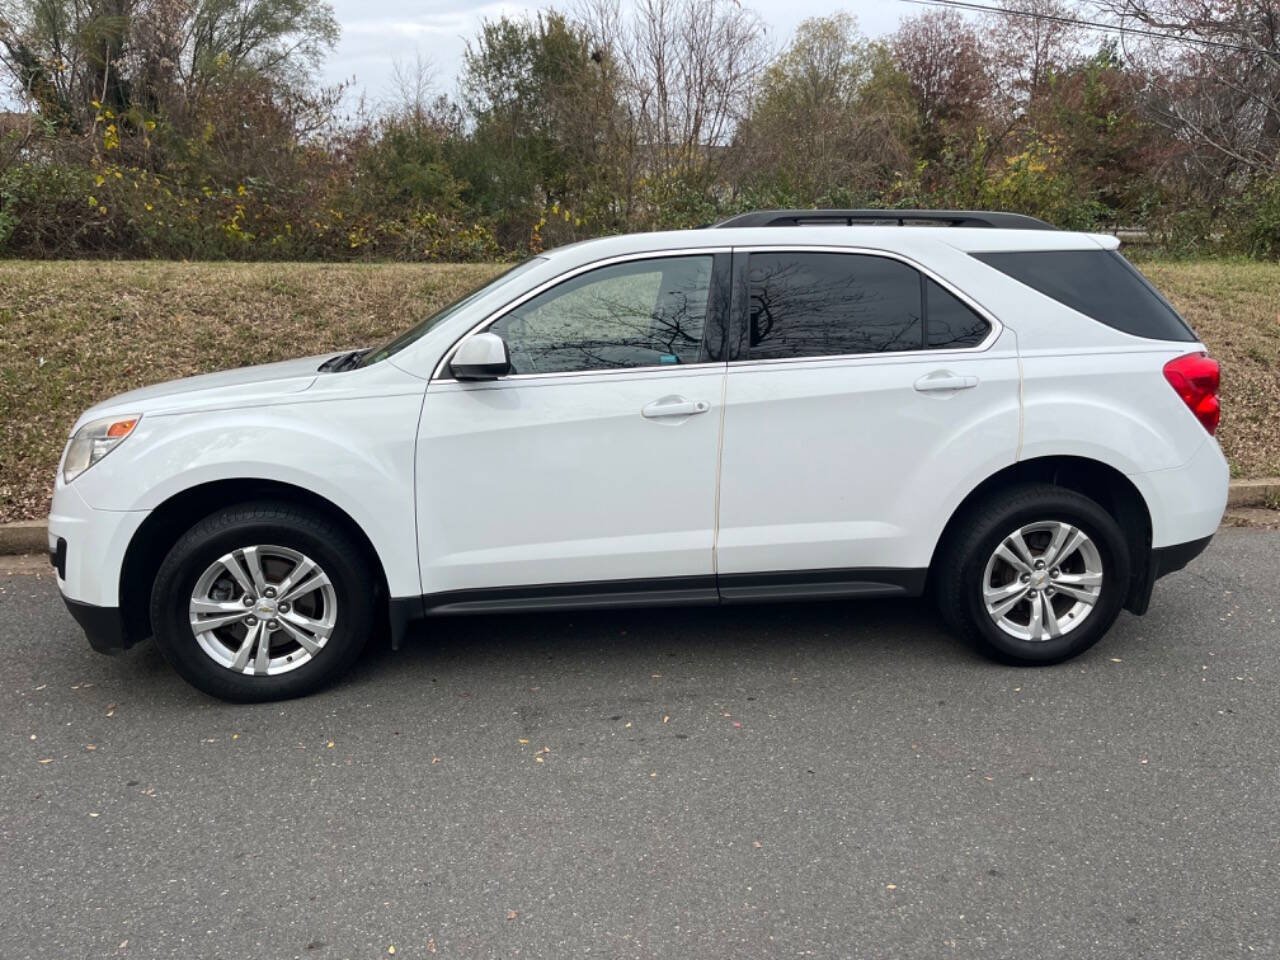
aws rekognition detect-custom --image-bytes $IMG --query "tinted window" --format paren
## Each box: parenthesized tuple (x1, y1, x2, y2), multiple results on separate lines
(489, 256, 712, 375)
(973, 249, 1195, 342)
(747, 252, 922, 359)
(927, 279, 990, 348)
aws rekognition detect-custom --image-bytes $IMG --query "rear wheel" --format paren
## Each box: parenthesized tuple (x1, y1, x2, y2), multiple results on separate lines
(935, 484, 1131, 665)
(150, 502, 376, 701)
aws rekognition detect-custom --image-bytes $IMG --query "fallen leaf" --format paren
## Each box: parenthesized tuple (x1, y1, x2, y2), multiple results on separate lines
(426, 937, 437, 953)
(88, 812, 100, 818)
(232, 733, 239, 740)
(518, 738, 529, 745)
(85, 744, 97, 751)
(38, 758, 53, 764)
(752, 840, 762, 848)
(624, 722, 632, 728)
(663, 715, 669, 724)
(506, 910, 519, 920)
(1110, 658, 1123, 663)
(327, 741, 335, 749)
(431, 756, 441, 764)
(388, 946, 396, 955)
(885, 883, 897, 891)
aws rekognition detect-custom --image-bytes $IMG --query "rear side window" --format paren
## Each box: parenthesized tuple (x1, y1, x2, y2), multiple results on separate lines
(973, 249, 1195, 342)
(927, 279, 990, 348)
(747, 252, 923, 358)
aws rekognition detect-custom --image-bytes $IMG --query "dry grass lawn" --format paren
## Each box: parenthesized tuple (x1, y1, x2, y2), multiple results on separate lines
(2, 258, 1277, 523)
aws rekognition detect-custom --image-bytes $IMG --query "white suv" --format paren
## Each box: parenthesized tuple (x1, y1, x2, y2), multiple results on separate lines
(49, 210, 1228, 701)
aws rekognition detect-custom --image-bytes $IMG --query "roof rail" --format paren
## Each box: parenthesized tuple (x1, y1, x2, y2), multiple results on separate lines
(710, 209, 1058, 231)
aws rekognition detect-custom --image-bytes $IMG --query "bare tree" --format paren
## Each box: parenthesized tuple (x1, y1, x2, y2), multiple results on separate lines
(576, 0, 771, 182)
(1089, 0, 1280, 180)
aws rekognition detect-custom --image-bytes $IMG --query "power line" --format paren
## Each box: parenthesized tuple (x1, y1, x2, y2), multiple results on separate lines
(896, 0, 1273, 56)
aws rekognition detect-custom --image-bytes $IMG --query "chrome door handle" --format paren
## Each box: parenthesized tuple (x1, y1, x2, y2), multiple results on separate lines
(642, 396, 711, 418)
(914, 372, 979, 392)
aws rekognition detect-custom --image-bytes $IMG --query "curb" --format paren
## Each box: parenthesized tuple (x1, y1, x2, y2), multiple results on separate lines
(1226, 478, 1280, 509)
(0, 520, 48, 556)
(3, 479, 1277, 557)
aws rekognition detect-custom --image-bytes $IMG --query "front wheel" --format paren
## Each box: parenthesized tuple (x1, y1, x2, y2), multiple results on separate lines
(935, 485, 1132, 665)
(150, 502, 376, 701)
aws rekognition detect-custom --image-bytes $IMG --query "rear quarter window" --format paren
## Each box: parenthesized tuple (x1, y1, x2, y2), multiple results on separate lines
(973, 249, 1196, 342)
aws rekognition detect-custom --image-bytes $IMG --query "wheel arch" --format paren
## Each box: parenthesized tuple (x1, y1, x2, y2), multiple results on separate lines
(928, 456, 1154, 614)
(118, 478, 393, 647)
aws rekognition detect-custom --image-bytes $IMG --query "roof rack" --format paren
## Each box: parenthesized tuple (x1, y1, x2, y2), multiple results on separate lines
(710, 209, 1057, 231)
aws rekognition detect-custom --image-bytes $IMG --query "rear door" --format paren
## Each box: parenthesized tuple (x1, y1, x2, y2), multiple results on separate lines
(714, 246, 1021, 598)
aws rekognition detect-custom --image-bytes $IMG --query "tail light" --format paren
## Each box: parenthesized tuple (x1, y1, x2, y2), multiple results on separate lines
(1163, 352, 1220, 435)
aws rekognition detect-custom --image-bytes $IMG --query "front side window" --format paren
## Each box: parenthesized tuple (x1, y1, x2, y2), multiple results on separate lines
(489, 256, 714, 375)
(747, 252, 924, 359)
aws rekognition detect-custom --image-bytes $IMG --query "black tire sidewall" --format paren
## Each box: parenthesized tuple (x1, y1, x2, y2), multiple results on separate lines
(151, 507, 375, 701)
(954, 493, 1130, 665)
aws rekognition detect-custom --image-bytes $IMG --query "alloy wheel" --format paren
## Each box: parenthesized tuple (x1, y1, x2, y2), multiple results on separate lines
(189, 545, 337, 676)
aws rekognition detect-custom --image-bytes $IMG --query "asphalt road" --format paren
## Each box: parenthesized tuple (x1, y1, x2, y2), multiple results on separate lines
(1, 529, 1277, 960)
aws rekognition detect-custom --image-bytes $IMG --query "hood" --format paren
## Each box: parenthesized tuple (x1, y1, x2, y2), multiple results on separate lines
(73, 354, 332, 431)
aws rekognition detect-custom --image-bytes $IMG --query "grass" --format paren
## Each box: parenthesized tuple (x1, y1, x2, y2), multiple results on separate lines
(2, 258, 1278, 523)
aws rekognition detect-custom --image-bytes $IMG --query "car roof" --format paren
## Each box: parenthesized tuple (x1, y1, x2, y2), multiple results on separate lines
(540, 226, 1119, 271)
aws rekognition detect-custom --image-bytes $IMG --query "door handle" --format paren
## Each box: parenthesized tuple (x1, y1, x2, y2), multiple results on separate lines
(914, 371, 979, 392)
(642, 395, 711, 419)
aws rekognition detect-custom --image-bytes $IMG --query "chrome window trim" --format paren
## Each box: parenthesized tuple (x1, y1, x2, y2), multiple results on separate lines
(431, 247, 732, 383)
(727, 243, 1003, 366)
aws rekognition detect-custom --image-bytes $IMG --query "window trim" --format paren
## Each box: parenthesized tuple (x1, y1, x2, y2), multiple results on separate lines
(726, 244, 1002, 366)
(432, 247, 733, 383)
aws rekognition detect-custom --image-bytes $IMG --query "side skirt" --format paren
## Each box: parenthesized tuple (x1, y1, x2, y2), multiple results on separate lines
(388, 567, 928, 644)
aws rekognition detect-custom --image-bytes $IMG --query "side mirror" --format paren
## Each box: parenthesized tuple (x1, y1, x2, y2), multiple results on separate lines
(450, 332, 512, 381)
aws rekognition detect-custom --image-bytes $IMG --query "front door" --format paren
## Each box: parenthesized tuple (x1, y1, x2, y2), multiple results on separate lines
(416, 251, 731, 609)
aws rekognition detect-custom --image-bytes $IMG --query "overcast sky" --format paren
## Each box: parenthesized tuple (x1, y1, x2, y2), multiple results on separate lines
(321, 0, 914, 109)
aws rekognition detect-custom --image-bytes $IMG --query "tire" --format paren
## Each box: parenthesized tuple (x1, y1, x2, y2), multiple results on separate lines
(934, 484, 1131, 666)
(150, 501, 377, 701)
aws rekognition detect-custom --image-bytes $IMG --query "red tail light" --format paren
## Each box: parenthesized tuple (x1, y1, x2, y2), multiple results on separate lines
(1163, 352, 1220, 435)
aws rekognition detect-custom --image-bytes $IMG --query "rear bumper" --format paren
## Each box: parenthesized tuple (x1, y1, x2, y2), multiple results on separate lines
(61, 596, 136, 654)
(1151, 533, 1213, 580)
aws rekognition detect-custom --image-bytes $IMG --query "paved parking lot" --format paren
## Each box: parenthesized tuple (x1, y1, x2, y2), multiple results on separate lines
(1, 528, 1277, 960)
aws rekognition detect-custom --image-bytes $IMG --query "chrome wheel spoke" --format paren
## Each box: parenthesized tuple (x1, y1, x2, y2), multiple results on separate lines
(1055, 571, 1102, 588)
(191, 610, 250, 632)
(231, 622, 260, 672)
(277, 616, 323, 656)
(1048, 526, 1087, 569)
(281, 609, 332, 641)
(995, 542, 1032, 575)
(1052, 582, 1098, 605)
(1026, 591, 1044, 640)
(986, 582, 1029, 619)
(253, 620, 271, 675)
(279, 569, 331, 605)
(190, 598, 246, 616)
(242, 546, 269, 594)
(1042, 597, 1063, 639)
(274, 558, 314, 602)
(217, 552, 256, 596)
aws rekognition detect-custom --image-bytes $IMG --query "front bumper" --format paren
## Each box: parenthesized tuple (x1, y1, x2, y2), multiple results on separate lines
(61, 595, 135, 654)
(49, 480, 150, 652)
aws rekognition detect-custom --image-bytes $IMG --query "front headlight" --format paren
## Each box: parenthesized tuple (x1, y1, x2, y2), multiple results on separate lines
(62, 414, 141, 483)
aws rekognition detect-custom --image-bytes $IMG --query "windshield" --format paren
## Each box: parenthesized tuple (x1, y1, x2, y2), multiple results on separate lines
(358, 258, 545, 368)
